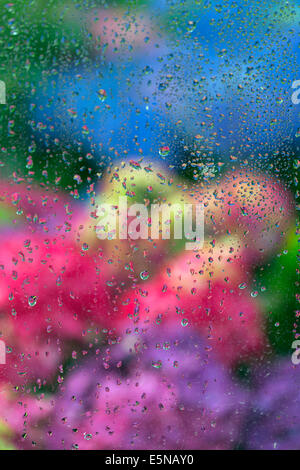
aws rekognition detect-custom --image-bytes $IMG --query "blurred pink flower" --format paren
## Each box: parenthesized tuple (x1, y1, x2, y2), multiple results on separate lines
(0, 231, 118, 384)
(0, 389, 51, 449)
(115, 242, 265, 365)
(0, 179, 82, 236)
(89, 8, 164, 59)
(201, 170, 294, 261)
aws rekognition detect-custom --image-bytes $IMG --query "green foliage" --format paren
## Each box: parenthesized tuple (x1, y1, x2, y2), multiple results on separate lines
(254, 224, 299, 355)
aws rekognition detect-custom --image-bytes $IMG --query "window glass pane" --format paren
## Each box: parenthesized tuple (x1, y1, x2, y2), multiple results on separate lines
(0, 0, 298, 450)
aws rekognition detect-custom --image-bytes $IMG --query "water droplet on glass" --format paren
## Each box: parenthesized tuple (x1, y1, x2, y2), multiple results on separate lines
(159, 146, 170, 157)
(28, 295, 38, 307)
(140, 271, 149, 281)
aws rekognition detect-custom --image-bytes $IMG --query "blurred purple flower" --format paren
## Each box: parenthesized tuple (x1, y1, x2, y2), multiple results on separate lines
(46, 322, 248, 450)
(245, 359, 300, 450)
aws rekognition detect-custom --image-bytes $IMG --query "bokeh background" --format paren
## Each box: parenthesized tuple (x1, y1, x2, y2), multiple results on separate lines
(0, 0, 299, 450)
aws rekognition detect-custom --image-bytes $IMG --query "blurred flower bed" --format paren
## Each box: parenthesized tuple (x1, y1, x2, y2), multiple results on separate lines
(0, 163, 297, 450)
(0, 0, 299, 451)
